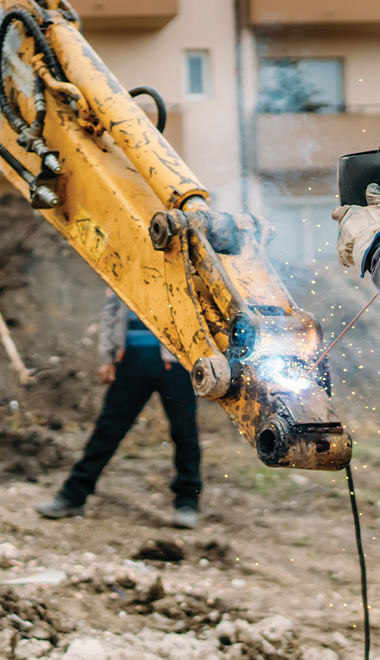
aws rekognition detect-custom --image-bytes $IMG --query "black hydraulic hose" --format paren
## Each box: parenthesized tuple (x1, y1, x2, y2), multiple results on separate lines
(0, 8, 64, 132)
(0, 143, 34, 185)
(128, 85, 167, 134)
(1, 9, 62, 78)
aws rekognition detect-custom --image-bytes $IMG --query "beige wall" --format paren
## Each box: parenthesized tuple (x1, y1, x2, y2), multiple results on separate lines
(256, 113, 380, 173)
(249, 0, 380, 29)
(74, 0, 178, 29)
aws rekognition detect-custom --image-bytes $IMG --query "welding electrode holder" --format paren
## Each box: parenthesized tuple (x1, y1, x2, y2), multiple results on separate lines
(338, 149, 380, 206)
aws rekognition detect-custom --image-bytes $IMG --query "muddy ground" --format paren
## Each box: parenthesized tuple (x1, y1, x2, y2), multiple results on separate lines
(0, 195, 380, 659)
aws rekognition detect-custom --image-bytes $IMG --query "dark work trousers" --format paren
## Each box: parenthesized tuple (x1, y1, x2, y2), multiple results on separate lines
(60, 346, 201, 510)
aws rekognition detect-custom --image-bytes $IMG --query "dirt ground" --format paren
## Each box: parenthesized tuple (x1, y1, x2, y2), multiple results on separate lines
(1, 195, 380, 660)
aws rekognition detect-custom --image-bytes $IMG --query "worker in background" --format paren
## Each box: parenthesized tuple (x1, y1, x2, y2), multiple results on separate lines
(36, 289, 202, 529)
(332, 182, 380, 289)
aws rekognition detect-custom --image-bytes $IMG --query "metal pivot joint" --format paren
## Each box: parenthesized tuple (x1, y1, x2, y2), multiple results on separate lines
(149, 212, 174, 250)
(191, 356, 231, 399)
(149, 210, 186, 250)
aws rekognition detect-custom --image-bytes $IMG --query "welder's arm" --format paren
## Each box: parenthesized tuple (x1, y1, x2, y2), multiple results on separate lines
(332, 183, 380, 289)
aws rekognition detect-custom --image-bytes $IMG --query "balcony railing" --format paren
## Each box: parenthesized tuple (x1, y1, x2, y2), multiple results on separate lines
(248, 0, 380, 30)
(72, 0, 178, 29)
(254, 108, 380, 173)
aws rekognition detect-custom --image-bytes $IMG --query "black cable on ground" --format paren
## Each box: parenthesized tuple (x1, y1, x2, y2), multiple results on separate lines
(345, 463, 370, 660)
(128, 85, 167, 134)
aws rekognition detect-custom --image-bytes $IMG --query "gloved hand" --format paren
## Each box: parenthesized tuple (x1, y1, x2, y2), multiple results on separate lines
(332, 182, 380, 276)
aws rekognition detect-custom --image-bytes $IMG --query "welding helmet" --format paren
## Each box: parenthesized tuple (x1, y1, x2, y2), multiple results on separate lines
(338, 149, 380, 206)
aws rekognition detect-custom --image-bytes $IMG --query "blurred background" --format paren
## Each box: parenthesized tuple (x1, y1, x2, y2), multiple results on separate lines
(1, 4, 380, 659)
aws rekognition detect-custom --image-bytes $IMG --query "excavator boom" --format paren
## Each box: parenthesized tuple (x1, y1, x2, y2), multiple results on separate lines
(0, 0, 351, 470)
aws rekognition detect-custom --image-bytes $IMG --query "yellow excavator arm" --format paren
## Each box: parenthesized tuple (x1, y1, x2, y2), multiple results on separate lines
(0, 0, 351, 470)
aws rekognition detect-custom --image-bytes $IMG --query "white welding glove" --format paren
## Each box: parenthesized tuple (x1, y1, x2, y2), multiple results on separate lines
(332, 182, 380, 276)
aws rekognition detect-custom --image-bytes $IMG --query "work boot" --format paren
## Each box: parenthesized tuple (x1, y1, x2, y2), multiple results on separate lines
(35, 495, 85, 519)
(173, 506, 198, 529)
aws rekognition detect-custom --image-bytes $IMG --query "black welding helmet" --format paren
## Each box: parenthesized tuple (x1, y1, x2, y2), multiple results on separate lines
(338, 149, 380, 206)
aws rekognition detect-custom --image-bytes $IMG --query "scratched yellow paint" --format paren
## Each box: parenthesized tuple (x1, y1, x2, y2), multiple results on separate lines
(72, 216, 109, 262)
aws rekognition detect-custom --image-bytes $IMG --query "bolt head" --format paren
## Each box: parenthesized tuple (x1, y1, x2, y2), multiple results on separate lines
(149, 212, 173, 250)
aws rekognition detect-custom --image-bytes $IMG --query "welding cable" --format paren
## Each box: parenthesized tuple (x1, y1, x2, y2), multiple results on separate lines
(345, 464, 370, 660)
(306, 294, 377, 659)
(128, 86, 167, 134)
(0, 8, 65, 133)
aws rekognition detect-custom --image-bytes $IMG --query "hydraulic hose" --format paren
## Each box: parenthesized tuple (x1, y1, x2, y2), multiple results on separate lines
(0, 142, 59, 207)
(0, 143, 34, 185)
(128, 85, 167, 134)
(0, 8, 64, 132)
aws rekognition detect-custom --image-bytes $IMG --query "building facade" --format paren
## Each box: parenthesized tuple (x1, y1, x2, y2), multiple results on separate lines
(249, 0, 380, 264)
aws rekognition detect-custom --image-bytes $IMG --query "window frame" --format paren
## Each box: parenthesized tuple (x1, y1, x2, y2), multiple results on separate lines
(184, 49, 211, 99)
(257, 57, 345, 114)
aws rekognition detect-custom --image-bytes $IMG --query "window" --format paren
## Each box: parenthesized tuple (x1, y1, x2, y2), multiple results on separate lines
(257, 59, 344, 114)
(185, 51, 210, 97)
